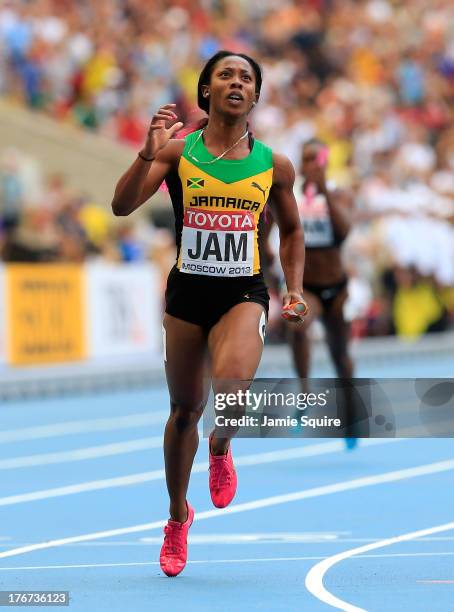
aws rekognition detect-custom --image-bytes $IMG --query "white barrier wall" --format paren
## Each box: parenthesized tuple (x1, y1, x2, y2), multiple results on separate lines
(86, 263, 162, 358)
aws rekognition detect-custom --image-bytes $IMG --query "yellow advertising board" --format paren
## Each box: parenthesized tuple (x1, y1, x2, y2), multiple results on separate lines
(6, 265, 86, 365)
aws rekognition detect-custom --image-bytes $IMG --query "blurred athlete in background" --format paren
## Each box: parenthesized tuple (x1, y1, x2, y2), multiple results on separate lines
(265, 138, 367, 447)
(291, 139, 352, 385)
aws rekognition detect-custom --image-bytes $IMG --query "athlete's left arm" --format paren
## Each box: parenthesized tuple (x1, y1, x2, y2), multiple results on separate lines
(324, 187, 353, 242)
(269, 153, 305, 308)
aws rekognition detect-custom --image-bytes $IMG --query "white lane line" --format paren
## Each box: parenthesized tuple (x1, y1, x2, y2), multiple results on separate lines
(417, 580, 454, 584)
(141, 532, 344, 544)
(2, 551, 454, 571)
(369, 552, 454, 558)
(0, 411, 168, 444)
(0, 558, 325, 571)
(231, 437, 398, 465)
(0, 437, 163, 470)
(0, 436, 398, 471)
(3, 541, 454, 550)
(0, 562, 159, 571)
(0, 410, 443, 446)
(305, 521, 454, 612)
(0, 438, 400, 506)
(0, 457, 453, 560)
(0, 473, 158, 507)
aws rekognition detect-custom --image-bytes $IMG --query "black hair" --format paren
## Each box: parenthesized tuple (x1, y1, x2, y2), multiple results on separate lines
(303, 137, 326, 150)
(197, 50, 262, 114)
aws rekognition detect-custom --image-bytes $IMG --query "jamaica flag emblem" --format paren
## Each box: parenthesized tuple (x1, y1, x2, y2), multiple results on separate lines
(187, 178, 205, 189)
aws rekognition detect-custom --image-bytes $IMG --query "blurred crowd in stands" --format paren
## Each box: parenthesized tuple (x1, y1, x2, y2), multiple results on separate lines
(1, 0, 454, 339)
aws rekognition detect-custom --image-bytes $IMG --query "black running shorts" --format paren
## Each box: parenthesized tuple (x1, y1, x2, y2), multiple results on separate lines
(165, 266, 269, 330)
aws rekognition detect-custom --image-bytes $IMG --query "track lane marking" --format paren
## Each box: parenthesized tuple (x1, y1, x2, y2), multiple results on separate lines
(0, 438, 164, 469)
(0, 456, 453, 561)
(0, 439, 400, 505)
(0, 412, 168, 444)
(2, 550, 454, 571)
(305, 521, 454, 611)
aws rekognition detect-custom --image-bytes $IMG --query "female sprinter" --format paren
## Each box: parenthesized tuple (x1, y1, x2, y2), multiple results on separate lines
(111, 51, 307, 577)
(290, 139, 353, 384)
(267, 139, 367, 447)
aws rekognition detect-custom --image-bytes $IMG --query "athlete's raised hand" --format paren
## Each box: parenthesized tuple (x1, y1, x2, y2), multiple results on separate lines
(281, 291, 308, 322)
(140, 104, 183, 160)
(304, 165, 327, 194)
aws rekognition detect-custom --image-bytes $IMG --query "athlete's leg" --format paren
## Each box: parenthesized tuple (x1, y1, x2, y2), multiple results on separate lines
(163, 313, 210, 522)
(322, 289, 368, 438)
(321, 288, 352, 378)
(288, 291, 321, 387)
(208, 302, 265, 455)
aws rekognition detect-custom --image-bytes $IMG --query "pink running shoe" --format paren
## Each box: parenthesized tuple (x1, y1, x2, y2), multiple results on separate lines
(209, 434, 237, 508)
(160, 502, 194, 577)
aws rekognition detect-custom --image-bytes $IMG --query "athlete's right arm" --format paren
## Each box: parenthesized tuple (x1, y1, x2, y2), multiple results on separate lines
(111, 104, 184, 216)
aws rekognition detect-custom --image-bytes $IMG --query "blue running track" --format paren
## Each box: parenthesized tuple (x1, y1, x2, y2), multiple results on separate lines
(0, 353, 452, 611)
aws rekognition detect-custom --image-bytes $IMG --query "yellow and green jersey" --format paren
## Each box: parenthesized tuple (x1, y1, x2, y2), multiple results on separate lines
(165, 129, 273, 277)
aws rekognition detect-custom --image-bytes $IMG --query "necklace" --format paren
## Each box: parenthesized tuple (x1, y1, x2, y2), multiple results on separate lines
(187, 129, 249, 164)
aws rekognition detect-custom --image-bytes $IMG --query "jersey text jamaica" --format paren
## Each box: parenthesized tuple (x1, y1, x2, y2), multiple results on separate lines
(165, 130, 273, 277)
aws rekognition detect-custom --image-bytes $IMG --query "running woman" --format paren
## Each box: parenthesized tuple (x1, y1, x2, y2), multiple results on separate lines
(111, 51, 307, 577)
(290, 139, 353, 384)
(267, 139, 364, 446)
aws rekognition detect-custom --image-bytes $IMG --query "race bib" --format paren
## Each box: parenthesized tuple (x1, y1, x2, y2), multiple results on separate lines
(298, 190, 334, 248)
(179, 209, 255, 277)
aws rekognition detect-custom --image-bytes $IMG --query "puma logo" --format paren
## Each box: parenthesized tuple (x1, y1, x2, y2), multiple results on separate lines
(251, 182, 267, 200)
